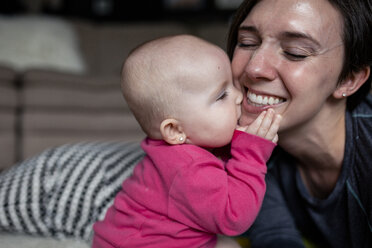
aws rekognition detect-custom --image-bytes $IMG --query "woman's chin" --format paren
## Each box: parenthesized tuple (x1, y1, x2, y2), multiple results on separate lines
(238, 114, 257, 126)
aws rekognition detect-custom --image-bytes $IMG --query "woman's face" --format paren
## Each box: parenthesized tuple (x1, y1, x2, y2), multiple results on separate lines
(232, 0, 345, 133)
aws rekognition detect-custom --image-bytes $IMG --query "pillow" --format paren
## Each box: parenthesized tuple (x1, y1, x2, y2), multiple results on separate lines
(0, 141, 144, 241)
(0, 15, 86, 73)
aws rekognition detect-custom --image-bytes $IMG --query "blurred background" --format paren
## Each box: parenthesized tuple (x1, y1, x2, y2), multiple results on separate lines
(0, 0, 243, 22)
(0, 0, 244, 170)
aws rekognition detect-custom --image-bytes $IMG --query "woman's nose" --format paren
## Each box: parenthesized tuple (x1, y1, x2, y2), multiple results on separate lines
(245, 46, 277, 82)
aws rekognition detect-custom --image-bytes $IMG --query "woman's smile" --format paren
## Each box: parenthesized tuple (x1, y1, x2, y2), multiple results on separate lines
(246, 88, 285, 106)
(241, 86, 286, 115)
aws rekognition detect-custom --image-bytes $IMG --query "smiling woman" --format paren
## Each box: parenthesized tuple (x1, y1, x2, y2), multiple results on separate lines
(227, 0, 372, 247)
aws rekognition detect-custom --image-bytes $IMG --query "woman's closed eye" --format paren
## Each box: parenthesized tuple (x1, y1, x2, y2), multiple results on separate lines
(282, 47, 315, 61)
(237, 36, 261, 49)
(237, 40, 260, 49)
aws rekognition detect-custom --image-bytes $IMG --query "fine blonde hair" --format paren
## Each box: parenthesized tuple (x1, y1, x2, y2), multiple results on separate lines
(121, 34, 223, 138)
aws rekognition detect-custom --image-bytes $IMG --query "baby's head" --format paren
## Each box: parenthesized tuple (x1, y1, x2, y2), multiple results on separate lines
(121, 35, 243, 148)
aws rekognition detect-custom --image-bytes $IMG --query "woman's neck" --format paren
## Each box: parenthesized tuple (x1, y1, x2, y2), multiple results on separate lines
(278, 102, 346, 198)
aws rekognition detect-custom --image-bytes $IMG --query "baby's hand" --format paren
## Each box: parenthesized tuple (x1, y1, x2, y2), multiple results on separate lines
(237, 109, 281, 143)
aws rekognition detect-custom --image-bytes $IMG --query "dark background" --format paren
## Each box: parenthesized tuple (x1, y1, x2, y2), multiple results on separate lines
(0, 0, 241, 23)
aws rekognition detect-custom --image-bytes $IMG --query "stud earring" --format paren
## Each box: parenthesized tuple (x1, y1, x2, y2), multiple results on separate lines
(179, 137, 184, 142)
(342, 93, 347, 97)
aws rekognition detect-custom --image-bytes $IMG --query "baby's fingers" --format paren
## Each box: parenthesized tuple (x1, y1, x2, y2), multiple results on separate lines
(256, 108, 275, 137)
(272, 134, 279, 144)
(265, 114, 282, 143)
(246, 110, 267, 134)
(240, 109, 281, 143)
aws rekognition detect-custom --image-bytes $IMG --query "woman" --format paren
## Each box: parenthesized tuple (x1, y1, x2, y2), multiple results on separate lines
(227, 0, 371, 247)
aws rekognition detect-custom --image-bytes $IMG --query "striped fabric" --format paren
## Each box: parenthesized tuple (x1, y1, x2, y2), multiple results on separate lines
(0, 141, 145, 242)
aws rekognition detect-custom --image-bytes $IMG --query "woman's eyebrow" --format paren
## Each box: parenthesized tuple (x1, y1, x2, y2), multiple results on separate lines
(238, 25, 259, 34)
(280, 31, 321, 47)
(239, 26, 320, 44)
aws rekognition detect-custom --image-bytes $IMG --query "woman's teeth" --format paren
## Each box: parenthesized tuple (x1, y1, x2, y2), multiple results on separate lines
(247, 91, 284, 106)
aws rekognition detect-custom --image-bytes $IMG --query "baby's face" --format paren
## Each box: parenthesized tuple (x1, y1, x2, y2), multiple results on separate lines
(177, 51, 243, 148)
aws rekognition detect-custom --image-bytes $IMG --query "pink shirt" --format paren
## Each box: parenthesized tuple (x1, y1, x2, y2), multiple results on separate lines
(93, 130, 275, 248)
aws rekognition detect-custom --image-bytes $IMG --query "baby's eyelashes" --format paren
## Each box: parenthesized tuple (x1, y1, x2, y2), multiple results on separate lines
(216, 91, 228, 101)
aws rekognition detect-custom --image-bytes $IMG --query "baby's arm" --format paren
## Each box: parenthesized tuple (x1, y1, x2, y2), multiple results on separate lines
(168, 130, 278, 236)
(237, 108, 281, 143)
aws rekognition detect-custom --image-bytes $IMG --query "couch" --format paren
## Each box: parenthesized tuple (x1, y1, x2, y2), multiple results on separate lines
(0, 15, 230, 171)
(0, 15, 230, 247)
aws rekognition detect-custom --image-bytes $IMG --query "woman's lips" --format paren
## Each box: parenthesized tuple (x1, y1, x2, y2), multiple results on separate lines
(242, 87, 286, 113)
(247, 90, 284, 106)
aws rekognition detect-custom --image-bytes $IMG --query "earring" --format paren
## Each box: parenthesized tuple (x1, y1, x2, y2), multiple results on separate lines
(342, 93, 347, 97)
(179, 137, 184, 142)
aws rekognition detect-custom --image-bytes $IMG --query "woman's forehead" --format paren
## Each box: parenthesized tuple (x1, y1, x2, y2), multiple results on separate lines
(241, 0, 343, 45)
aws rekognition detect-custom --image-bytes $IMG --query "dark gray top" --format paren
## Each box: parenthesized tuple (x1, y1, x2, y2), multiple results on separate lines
(247, 94, 372, 248)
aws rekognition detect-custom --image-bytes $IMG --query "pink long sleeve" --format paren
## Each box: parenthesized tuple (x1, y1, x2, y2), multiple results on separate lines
(93, 130, 275, 248)
(168, 130, 275, 235)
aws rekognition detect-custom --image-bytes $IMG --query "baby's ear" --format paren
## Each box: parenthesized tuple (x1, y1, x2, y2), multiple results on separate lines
(333, 66, 370, 98)
(160, 119, 186, 145)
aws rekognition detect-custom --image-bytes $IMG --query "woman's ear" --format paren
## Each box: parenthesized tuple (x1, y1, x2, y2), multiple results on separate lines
(160, 119, 186, 145)
(333, 66, 370, 98)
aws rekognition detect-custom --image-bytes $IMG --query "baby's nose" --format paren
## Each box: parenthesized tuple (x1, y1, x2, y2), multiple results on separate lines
(235, 89, 243, 105)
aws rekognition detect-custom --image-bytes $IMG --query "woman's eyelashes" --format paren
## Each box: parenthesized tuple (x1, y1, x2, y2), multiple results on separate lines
(282, 46, 314, 61)
(237, 44, 310, 61)
(237, 38, 260, 48)
(237, 37, 313, 61)
(282, 50, 309, 60)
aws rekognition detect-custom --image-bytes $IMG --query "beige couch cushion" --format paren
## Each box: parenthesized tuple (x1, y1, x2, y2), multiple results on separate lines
(21, 69, 144, 160)
(0, 15, 86, 74)
(21, 128, 144, 161)
(0, 66, 17, 170)
(21, 69, 126, 110)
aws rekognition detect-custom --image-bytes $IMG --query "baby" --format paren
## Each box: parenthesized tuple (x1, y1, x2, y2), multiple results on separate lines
(93, 35, 281, 248)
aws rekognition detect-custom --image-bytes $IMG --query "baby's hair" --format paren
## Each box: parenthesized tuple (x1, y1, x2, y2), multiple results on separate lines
(121, 34, 224, 138)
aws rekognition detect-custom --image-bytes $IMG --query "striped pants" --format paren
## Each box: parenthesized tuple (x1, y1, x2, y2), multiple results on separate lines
(0, 142, 145, 242)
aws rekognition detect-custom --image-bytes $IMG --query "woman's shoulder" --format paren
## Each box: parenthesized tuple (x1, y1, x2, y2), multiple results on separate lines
(347, 93, 372, 156)
(351, 93, 372, 117)
(347, 94, 372, 138)
(349, 94, 372, 137)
